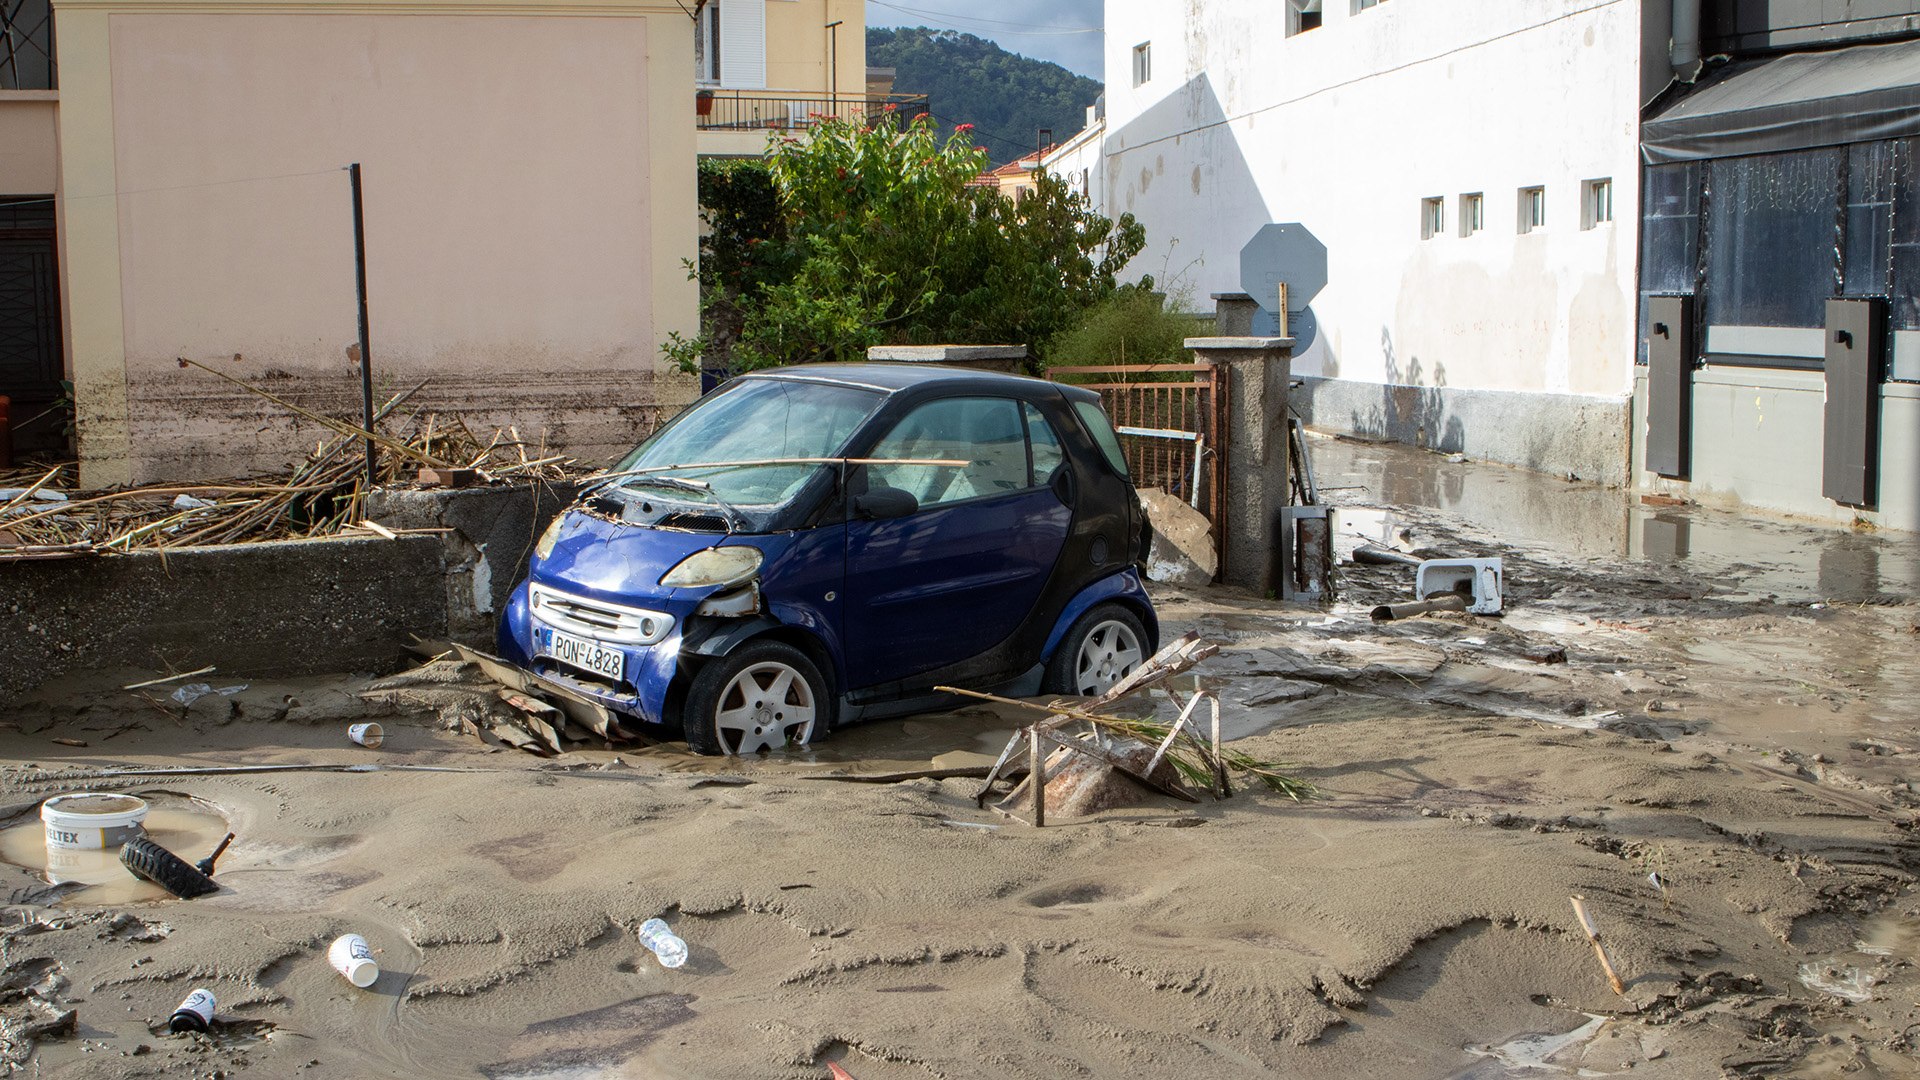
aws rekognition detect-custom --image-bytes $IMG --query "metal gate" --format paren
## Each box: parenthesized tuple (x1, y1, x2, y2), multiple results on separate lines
(1047, 363, 1228, 571)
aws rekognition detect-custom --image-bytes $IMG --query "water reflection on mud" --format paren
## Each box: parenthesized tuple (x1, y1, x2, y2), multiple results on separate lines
(1316, 437, 1920, 602)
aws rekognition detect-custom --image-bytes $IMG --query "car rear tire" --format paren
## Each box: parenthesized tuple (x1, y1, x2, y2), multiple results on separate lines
(683, 640, 829, 756)
(1043, 603, 1149, 698)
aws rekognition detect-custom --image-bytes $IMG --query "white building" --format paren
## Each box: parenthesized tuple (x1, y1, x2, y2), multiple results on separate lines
(1096, 0, 1920, 532)
(1040, 99, 1106, 208)
(1098, 0, 1659, 485)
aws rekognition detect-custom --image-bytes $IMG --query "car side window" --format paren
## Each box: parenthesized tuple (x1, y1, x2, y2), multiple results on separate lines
(1024, 403, 1065, 485)
(867, 398, 1028, 509)
(1071, 400, 1131, 479)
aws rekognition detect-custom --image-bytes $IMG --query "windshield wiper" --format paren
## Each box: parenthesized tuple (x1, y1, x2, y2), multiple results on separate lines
(621, 476, 744, 534)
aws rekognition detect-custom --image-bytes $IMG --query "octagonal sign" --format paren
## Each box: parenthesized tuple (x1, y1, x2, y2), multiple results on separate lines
(1239, 223, 1328, 312)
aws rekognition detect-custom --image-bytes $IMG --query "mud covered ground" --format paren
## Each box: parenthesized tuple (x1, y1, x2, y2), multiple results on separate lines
(2, 437, 1917, 1079)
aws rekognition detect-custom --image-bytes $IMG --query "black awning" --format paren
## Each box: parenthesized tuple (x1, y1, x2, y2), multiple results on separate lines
(1643, 39, 1920, 164)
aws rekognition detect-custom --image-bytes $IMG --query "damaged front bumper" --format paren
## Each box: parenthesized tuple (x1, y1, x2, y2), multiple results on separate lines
(498, 577, 770, 726)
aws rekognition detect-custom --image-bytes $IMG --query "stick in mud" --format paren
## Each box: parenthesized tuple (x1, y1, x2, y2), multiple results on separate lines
(1569, 895, 1628, 995)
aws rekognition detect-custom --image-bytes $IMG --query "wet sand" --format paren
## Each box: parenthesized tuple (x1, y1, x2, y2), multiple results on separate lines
(2, 438, 1917, 1079)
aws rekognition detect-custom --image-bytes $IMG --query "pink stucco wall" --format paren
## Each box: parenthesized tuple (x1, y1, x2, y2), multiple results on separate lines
(107, 13, 684, 480)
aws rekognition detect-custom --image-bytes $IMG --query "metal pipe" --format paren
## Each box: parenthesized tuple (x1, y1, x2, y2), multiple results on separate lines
(1671, 0, 1701, 81)
(1370, 594, 1468, 622)
(1352, 544, 1423, 567)
(348, 163, 376, 486)
(825, 19, 842, 116)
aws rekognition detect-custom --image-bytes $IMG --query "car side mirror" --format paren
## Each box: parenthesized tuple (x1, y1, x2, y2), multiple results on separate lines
(855, 486, 918, 520)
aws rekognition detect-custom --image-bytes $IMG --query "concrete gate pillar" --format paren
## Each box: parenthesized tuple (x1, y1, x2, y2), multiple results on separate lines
(1209, 292, 1260, 336)
(1185, 335, 1293, 594)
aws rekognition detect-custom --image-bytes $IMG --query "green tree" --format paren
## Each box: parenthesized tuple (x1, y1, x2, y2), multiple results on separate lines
(675, 110, 1145, 374)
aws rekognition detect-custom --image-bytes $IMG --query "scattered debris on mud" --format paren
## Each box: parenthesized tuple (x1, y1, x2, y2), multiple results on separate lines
(0, 373, 587, 560)
(0, 438, 1915, 1078)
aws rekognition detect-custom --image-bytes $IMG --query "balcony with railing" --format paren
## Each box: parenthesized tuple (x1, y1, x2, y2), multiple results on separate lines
(697, 90, 930, 134)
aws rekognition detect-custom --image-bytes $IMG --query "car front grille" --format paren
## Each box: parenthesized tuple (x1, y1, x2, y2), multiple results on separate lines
(528, 584, 674, 645)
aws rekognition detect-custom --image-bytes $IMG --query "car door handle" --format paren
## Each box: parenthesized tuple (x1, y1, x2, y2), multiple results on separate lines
(1050, 468, 1076, 507)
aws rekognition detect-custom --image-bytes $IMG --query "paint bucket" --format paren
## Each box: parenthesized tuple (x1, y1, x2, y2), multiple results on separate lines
(41, 793, 149, 851)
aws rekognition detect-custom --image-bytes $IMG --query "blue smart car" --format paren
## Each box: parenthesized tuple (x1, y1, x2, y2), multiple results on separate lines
(499, 364, 1158, 755)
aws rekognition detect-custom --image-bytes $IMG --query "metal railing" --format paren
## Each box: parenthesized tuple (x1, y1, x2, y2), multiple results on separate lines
(696, 91, 930, 132)
(1048, 363, 1229, 576)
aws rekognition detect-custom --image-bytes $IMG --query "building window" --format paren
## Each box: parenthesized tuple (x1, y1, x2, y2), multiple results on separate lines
(1518, 186, 1546, 233)
(1704, 148, 1842, 334)
(1459, 193, 1484, 236)
(0, 0, 56, 90)
(1843, 141, 1894, 299)
(1583, 178, 1614, 229)
(694, 2, 721, 85)
(1132, 42, 1151, 86)
(1287, 1, 1323, 35)
(1353, 0, 1385, 11)
(1636, 161, 1700, 364)
(1420, 197, 1443, 240)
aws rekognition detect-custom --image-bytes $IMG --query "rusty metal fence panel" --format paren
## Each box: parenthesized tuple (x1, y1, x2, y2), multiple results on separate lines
(1047, 363, 1228, 573)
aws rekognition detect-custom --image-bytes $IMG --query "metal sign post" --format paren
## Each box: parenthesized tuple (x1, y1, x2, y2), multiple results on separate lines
(348, 163, 376, 486)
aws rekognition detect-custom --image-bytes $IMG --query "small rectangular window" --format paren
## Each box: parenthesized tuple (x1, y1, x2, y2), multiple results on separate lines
(1518, 186, 1546, 234)
(1582, 178, 1613, 229)
(1420, 197, 1444, 240)
(1132, 42, 1151, 86)
(1459, 193, 1484, 237)
(1287, 1, 1323, 35)
(1353, 0, 1384, 11)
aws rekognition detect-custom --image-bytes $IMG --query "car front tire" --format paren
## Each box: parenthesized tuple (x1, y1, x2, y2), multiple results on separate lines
(1043, 603, 1149, 698)
(682, 640, 829, 756)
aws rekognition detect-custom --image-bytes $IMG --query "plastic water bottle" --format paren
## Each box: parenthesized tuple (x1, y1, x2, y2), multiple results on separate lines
(636, 918, 688, 969)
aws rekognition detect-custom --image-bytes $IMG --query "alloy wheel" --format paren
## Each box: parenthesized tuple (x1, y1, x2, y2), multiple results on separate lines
(1072, 620, 1145, 697)
(713, 660, 818, 754)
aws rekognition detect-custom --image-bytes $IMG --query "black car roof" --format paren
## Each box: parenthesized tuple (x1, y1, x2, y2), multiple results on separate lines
(743, 363, 1098, 402)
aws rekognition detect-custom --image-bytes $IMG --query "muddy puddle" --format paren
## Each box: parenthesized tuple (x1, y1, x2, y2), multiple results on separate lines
(1318, 437, 1920, 602)
(0, 794, 230, 904)
(1453, 1013, 1609, 1077)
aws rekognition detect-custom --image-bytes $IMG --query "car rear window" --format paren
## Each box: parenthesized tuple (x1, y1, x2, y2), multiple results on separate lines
(1072, 400, 1131, 479)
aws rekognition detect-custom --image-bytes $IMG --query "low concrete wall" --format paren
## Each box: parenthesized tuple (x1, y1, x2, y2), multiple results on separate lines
(366, 481, 578, 644)
(1, 535, 446, 699)
(0, 483, 578, 700)
(1292, 375, 1633, 487)
(1632, 369, 1920, 533)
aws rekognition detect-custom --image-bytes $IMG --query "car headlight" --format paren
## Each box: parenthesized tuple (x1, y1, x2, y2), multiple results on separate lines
(534, 517, 565, 561)
(660, 546, 763, 589)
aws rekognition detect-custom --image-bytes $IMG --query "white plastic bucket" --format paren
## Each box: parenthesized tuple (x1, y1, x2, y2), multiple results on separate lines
(41, 793, 149, 850)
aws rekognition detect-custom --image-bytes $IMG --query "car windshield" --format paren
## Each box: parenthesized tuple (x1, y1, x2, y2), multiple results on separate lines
(611, 376, 884, 508)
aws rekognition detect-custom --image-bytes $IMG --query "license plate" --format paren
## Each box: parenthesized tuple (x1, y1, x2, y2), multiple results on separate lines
(538, 627, 625, 682)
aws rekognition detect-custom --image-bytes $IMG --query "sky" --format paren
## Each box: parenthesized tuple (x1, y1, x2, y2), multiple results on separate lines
(864, 0, 1106, 81)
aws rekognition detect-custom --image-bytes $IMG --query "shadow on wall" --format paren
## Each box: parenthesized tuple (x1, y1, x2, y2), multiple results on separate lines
(1104, 73, 1273, 306)
(1346, 327, 1464, 456)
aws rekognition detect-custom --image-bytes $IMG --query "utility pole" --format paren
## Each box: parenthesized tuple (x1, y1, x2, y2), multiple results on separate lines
(347, 163, 376, 486)
(826, 19, 843, 116)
